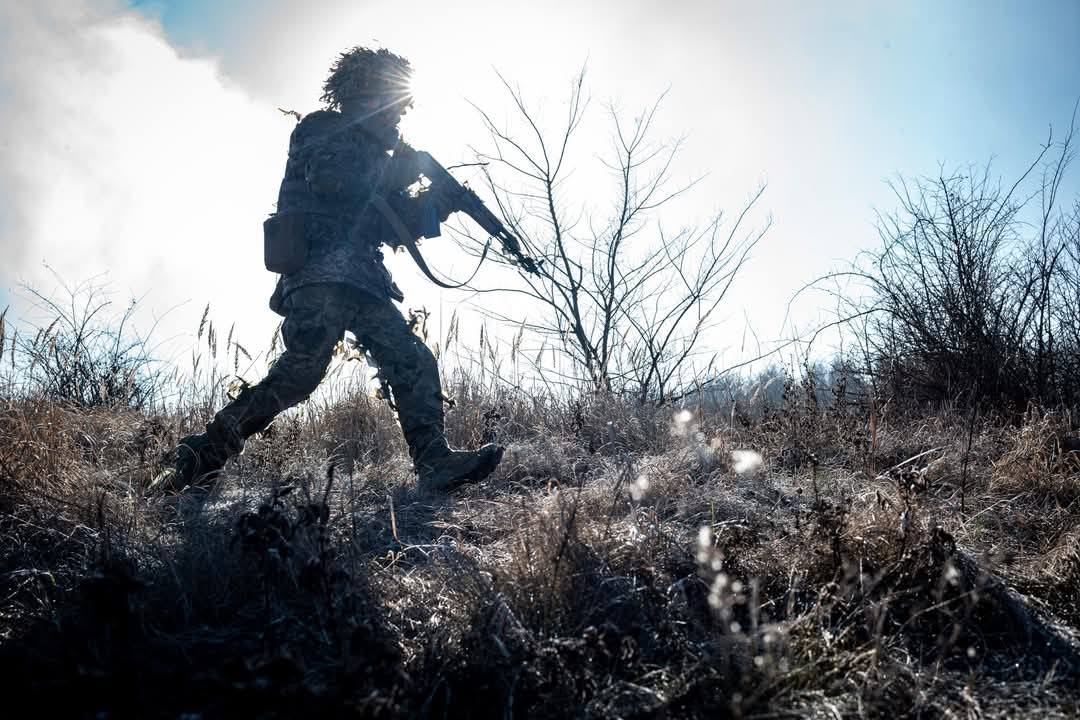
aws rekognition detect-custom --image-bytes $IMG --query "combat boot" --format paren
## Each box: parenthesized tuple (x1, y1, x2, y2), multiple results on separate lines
(149, 433, 229, 494)
(408, 429, 504, 492)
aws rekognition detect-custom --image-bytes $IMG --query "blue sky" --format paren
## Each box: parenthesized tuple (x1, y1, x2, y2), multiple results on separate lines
(130, 0, 260, 54)
(138, 0, 1080, 164)
(2, 0, 1078, 374)
(132, 0, 1080, 261)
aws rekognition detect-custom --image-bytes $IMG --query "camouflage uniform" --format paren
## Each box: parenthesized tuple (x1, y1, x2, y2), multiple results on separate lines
(168, 108, 501, 492)
(269, 109, 414, 307)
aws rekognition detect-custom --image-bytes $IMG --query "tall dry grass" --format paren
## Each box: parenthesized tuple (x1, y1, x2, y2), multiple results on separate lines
(1, 289, 1079, 717)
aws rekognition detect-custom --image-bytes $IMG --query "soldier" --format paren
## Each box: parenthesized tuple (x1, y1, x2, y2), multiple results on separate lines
(158, 47, 503, 494)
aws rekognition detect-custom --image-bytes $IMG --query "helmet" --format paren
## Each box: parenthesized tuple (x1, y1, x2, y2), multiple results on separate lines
(321, 46, 413, 112)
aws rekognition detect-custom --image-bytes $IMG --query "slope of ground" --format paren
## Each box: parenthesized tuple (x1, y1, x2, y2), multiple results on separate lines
(1, 377, 1079, 718)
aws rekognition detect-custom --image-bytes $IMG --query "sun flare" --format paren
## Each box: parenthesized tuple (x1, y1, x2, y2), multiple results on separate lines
(399, 62, 466, 150)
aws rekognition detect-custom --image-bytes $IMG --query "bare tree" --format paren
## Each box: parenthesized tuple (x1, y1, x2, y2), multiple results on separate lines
(460, 69, 770, 403)
(1054, 197, 1080, 393)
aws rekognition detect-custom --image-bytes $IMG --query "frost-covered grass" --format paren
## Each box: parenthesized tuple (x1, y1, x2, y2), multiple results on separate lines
(2, 363, 1079, 718)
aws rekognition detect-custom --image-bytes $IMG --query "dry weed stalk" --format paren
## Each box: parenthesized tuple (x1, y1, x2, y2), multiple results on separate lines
(1, 287, 1079, 717)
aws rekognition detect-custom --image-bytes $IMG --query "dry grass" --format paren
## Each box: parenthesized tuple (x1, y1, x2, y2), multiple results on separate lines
(1, 360, 1079, 718)
(1, 292, 1078, 716)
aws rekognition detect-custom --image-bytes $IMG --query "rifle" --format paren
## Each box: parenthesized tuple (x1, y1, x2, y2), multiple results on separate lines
(402, 144, 541, 276)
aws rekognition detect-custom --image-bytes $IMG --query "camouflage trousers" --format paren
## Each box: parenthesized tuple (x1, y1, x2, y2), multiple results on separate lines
(203, 284, 444, 462)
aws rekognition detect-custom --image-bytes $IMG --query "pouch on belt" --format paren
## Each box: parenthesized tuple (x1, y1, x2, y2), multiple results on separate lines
(263, 212, 311, 274)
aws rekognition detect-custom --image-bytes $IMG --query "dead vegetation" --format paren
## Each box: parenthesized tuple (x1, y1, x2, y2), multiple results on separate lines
(1, 342, 1079, 718)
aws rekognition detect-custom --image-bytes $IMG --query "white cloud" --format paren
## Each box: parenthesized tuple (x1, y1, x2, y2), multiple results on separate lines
(0, 0, 290, 364)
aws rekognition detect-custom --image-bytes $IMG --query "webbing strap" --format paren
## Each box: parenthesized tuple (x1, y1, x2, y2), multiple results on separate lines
(370, 195, 490, 290)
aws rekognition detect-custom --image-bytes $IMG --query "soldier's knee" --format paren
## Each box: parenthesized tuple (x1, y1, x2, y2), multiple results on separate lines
(351, 302, 439, 386)
(407, 334, 437, 371)
(282, 316, 340, 356)
(396, 336, 437, 384)
(366, 341, 434, 393)
(292, 362, 329, 399)
(280, 288, 354, 356)
(266, 348, 332, 399)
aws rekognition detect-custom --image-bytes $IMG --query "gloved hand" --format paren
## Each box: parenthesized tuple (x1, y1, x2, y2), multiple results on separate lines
(427, 181, 467, 222)
(386, 143, 422, 189)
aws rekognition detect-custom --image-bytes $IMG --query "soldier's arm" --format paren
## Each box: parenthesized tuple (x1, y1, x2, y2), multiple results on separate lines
(377, 146, 451, 240)
(370, 191, 437, 249)
(378, 144, 423, 194)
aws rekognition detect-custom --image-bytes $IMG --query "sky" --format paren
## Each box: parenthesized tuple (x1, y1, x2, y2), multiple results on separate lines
(1, 0, 1078, 383)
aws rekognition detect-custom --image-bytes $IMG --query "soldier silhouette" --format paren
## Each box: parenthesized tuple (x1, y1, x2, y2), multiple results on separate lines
(158, 47, 503, 494)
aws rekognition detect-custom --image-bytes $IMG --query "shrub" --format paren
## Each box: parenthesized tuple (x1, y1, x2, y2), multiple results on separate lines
(845, 123, 1080, 416)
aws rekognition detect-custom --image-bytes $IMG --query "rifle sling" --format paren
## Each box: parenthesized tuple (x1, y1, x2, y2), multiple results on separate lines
(370, 194, 490, 290)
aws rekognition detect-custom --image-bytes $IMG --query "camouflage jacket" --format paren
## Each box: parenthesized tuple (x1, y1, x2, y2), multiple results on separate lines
(269, 109, 423, 314)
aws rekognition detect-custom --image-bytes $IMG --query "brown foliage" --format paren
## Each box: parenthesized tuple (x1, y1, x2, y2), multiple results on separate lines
(1, 370, 1080, 717)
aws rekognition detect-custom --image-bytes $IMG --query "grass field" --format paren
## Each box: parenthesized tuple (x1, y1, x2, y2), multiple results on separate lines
(2, 352, 1078, 718)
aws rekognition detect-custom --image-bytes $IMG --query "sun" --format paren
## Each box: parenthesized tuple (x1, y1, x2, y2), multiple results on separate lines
(399, 61, 471, 153)
(405, 65, 433, 109)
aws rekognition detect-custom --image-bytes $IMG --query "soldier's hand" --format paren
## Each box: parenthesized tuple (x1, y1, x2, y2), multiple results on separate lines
(430, 187, 458, 223)
(430, 181, 469, 221)
(388, 144, 421, 188)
